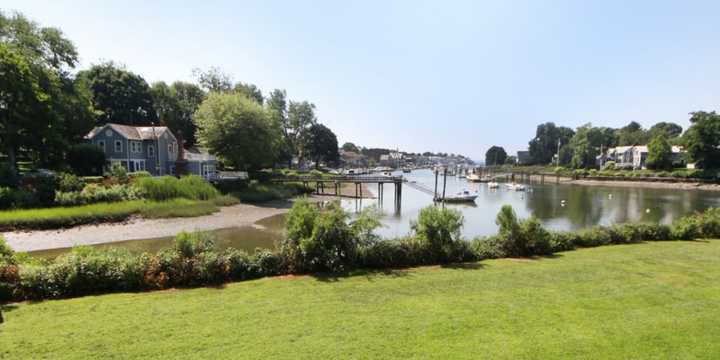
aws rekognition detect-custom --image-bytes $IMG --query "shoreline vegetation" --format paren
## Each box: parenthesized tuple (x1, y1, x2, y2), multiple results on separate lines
(2, 202, 719, 303)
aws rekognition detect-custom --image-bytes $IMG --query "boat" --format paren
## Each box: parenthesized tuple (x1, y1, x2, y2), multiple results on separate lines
(488, 182, 499, 189)
(443, 190, 478, 203)
(382, 171, 393, 177)
(402, 167, 412, 173)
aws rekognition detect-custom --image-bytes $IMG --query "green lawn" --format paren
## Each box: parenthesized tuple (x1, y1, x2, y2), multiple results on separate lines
(2, 241, 720, 359)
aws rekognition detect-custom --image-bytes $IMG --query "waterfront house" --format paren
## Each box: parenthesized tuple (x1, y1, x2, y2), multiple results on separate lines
(516, 151, 531, 165)
(85, 123, 217, 178)
(599, 145, 684, 170)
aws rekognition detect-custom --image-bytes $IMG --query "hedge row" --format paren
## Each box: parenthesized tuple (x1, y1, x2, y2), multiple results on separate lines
(2, 204, 719, 302)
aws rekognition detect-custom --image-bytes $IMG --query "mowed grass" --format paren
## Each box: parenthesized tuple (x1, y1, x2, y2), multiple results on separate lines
(2, 241, 720, 359)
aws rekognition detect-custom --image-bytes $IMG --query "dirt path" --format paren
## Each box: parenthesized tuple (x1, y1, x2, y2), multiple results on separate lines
(4, 186, 375, 253)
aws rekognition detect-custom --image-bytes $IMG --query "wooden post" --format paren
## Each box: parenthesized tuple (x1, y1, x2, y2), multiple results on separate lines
(442, 168, 448, 201)
(359, 183, 363, 198)
(434, 170, 439, 201)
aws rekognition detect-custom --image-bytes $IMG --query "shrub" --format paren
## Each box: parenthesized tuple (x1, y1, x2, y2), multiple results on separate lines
(57, 173, 85, 192)
(493, 205, 552, 257)
(0, 163, 19, 188)
(411, 206, 464, 261)
(575, 227, 612, 247)
(128, 171, 152, 179)
(298, 203, 356, 272)
(108, 164, 129, 184)
(0, 187, 36, 209)
(602, 161, 616, 171)
(68, 144, 106, 176)
(55, 184, 143, 206)
(21, 174, 58, 206)
(233, 183, 311, 203)
(351, 206, 383, 246)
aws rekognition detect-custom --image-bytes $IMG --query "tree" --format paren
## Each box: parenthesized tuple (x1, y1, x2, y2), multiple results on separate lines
(341, 142, 360, 153)
(307, 124, 339, 169)
(194, 92, 279, 170)
(193, 67, 232, 92)
(646, 134, 673, 170)
(528, 122, 575, 165)
(683, 111, 720, 169)
(78, 62, 157, 125)
(616, 121, 648, 146)
(485, 146, 507, 166)
(151, 81, 205, 146)
(67, 143, 106, 175)
(234, 82, 263, 104)
(287, 100, 318, 164)
(648, 122, 683, 139)
(0, 11, 94, 172)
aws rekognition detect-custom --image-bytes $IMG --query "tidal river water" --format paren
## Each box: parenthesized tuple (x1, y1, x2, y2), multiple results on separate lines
(29, 169, 720, 258)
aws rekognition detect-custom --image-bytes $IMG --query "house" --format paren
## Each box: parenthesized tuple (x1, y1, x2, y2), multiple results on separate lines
(516, 151, 531, 165)
(85, 123, 218, 178)
(600, 145, 684, 170)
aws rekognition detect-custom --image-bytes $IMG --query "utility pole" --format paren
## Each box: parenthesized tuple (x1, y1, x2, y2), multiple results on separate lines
(442, 168, 448, 201)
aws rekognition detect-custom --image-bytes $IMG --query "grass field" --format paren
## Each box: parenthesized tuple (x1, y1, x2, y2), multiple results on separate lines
(2, 240, 719, 359)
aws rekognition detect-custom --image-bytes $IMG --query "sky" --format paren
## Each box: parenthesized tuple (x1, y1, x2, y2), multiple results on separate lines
(4, 1, 720, 160)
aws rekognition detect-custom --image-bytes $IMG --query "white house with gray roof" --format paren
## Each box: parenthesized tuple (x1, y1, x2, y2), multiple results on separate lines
(85, 123, 217, 178)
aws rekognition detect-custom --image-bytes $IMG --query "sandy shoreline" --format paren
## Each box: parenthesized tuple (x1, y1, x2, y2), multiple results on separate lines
(5, 184, 375, 253)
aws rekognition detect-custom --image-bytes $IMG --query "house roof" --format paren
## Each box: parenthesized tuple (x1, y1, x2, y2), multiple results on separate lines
(85, 123, 174, 141)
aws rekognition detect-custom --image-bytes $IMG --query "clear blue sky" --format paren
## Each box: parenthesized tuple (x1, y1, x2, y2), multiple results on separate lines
(5, 1, 720, 160)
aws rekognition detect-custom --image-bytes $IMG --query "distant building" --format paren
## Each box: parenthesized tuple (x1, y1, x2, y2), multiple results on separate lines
(516, 151, 531, 165)
(340, 150, 367, 167)
(599, 145, 684, 170)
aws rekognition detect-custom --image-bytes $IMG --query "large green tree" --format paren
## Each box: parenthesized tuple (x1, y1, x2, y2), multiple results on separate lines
(485, 146, 507, 166)
(193, 67, 232, 92)
(194, 92, 279, 170)
(287, 100, 318, 164)
(341, 142, 360, 153)
(528, 122, 575, 165)
(0, 12, 94, 171)
(78, 62, 157, 125)
(569, 124, 615, 168)
(616, 121, 648, 146)
(234, 82, 263, 104)
(645, 134, 673, 170)
(307, 124, 339, 169)
(683, 111, 720, 169)
(151, 81, 205, 146)
(648, 122, 683, 139)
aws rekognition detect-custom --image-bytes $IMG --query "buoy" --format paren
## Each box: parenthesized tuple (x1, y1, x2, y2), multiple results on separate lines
(646, 208, 651, 213)
(608, 194, 613, 199)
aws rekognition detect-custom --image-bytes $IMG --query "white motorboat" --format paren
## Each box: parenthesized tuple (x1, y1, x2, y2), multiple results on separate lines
(443, 190, 478, 203)
(488, 182, 499, 189)
(505, 183, 527, 191)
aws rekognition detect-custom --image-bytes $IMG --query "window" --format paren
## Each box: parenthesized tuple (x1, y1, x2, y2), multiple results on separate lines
(168, 142, 174, 155)
(130, 141, 142, 153)
(148, 145, 155, 157)
(114, 140, 122, 153)
(97, 140, 105, 151)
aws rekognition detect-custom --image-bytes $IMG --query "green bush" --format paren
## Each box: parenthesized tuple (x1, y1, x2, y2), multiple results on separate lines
(602, 161, 616, 171)
(233, 183, 311, 203)
(411, 206, 464, 261)
(57, 173, 85, 192)
(108, 164, 129, 184)
(0, 187, 36, 209)
(55, 183, 143, 206)
(136, 176, 219, 201)
(493, 205, 552, 257)
(0, 163, 19, 188)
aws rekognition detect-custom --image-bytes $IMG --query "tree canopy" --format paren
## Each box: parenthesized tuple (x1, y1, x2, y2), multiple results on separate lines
(528, 122, 575, 165)
(485, 146, 507, 166)
(307, 124, 339, 169)
(646, 134, 673, 170)
(78, 62, 157, 126)
(151, 81, 205, 146)
(683, 111, 720, 169)
(193, 92, 279, 171)
(341, 142, 360, 153)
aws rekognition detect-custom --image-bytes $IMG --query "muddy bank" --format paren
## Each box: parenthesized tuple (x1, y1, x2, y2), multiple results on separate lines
(519, 174, 720, 191)
(4, 186, 374, 253)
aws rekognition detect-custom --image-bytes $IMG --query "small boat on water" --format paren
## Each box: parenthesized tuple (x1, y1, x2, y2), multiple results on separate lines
(382, 171, 393, 177)
(488, 182, 499, 189)
(505, 183, 526, 191)
(402, 167, 412, 173)
(443, 190, 478, 203)
(467, 173, 491, 183)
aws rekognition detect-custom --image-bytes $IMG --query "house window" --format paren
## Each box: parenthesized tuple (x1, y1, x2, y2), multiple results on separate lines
(168, 143, 174, 155)
(114, 140, 123, 153)
(148, 145, 155, 158)
(130, 141, 142, 153)
(97, 140, 105, 151)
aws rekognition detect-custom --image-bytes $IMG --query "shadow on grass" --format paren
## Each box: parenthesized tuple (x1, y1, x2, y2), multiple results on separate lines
(441, 262, 485, 270)
(312, 268, 412, 283)
(0, 303, 19, 313)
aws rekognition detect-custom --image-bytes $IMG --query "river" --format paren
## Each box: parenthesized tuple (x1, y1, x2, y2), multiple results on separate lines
(28, 169, 720, 258)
